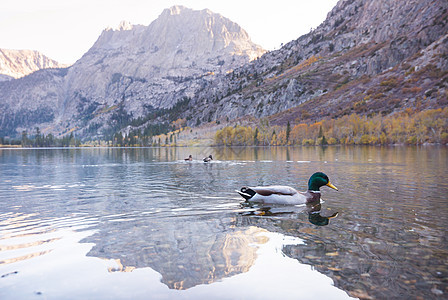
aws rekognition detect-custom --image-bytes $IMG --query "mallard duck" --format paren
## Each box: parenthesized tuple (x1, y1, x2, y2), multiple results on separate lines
(203, 155, 213, 162)
(184, 155, 193, 161)
(236, 172, 338, 205)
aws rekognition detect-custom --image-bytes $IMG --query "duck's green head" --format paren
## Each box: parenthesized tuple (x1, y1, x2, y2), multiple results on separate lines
(308, 172, 338, 191)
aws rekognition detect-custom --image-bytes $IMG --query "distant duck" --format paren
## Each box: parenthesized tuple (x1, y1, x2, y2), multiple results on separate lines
(203, 155, 213, 162)
(184, 155, 193, 161)
(236, 172, 338, 205)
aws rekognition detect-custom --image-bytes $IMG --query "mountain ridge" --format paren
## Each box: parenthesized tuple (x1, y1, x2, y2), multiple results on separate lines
(0, 5, 265, 138)
(176, 0, 447, 127)
(0, 1, 447, 141)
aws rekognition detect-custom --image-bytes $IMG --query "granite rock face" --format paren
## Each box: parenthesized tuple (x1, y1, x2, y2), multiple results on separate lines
(0, 6, 265, 138)
(182, 0, 448, 126)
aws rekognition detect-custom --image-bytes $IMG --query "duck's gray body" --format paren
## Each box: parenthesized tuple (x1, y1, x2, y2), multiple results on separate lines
(238, 186, 321, 205)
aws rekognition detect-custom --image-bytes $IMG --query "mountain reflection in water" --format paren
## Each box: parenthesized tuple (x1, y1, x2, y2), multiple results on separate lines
(84, 214, 263, 290)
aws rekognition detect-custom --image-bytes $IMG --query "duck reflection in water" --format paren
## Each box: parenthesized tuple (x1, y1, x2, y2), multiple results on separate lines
(240, 201, 338, 226)
(307, 203, 338, 226)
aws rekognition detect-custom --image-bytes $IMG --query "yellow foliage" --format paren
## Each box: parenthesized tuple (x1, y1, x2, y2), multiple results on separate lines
(172, 118, 186, 130)
(213, 108, 448, 146)
(214, 126, 254, 146)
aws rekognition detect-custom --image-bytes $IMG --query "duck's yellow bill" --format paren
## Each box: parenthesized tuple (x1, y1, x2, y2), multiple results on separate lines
(328, 212, 339, 219)
(326, 182, 338, 191)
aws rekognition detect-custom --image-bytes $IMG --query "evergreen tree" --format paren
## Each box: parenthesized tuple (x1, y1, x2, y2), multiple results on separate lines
(286, 121, 291, 143)
(21, 131, 29, 147)
(69, 132, 75, 146)
(35, 127, 42, 147)
(46, 133, 55, 146)
(130, 133, 136, 146)
(321, 135, 328, 146)
(318, 125, 323, 138)
(254, 128, 259, 145)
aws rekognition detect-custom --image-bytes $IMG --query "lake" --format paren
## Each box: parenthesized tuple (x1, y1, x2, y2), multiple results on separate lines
(0, 146, 447, 299)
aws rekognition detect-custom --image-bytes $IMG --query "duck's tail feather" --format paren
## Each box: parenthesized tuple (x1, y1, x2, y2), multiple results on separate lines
(236, 187, 256, 201)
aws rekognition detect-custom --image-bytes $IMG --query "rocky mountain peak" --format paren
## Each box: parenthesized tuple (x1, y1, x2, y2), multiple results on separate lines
(90, 6, 264, 60)
(116, 20, 134, 31)
(0, 6, 266, 138)
(163, 5, 188, 16)
(0, 49, 68, 81)
(146, 5, 262, 59)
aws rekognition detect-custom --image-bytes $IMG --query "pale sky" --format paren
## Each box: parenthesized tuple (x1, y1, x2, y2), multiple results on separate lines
(0, 0, 339, 65)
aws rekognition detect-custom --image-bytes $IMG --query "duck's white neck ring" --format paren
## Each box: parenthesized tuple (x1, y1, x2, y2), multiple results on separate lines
(310, 190, 321, 193)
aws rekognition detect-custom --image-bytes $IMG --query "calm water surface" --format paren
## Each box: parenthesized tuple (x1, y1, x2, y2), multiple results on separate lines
(0, 146, 447, 299)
